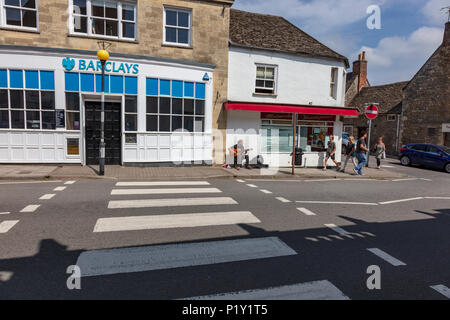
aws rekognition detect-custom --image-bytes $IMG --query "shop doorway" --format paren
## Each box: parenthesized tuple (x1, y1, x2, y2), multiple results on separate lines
(85, 101, 122, 165)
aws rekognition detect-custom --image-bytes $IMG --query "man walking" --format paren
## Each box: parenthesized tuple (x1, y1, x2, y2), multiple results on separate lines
(323, 134, 341, 171)
(354, 131, 369, 176)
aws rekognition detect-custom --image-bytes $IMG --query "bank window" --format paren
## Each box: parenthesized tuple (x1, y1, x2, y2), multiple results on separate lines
(1, 0, 38, 30)
(146, 78, 205, 133)
(70, 0, 137, 40)
(124, 95, 137, 131)
(164, 7, 192, 46)
(65, 92, 80, 130)
(255, 65, 277, 95)
(330, 68, 338, 99)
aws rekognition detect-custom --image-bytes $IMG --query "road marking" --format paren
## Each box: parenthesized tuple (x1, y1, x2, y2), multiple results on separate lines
(382, 165, 394, 168)
(367, 248, 406, 266)
(0, 212, 10, 215)
(430, 285, 450, 299)
(296, 201, 378, 206)
(379, 197, 423, 205)
(325, 224, 351, 235)
(0, 180, 62, 185)
(39, 193, 56, 200)
(20, 205, 40, 213)
(64, 181, 76, 185)
(425, 197, 450, 200)
(246, 184, 258, 188)
(108, 197, 238, 209)
(236, 179, 245, 183)
(116, 181, 210, 186)
(94, 211, 260, 233)
(53, 186, 67, 191)
(276, 197, 291, 203)
(111, 188, 222, 195)
(297, 208, 317, 216)
(0, 271, 13, 281)
(76, 236, 297, 277)
(260, 189, 272, 194)
(184, 280, 349, 300)
(392, 178, 419, 182)
(0, 220, 19, 233)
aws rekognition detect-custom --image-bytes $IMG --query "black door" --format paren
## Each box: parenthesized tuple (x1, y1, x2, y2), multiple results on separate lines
(85, 101, 122, 165)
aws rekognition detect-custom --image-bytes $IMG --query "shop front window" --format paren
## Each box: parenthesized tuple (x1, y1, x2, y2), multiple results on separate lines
(299, 124, 334, 152)
(261, 126, 293, 153)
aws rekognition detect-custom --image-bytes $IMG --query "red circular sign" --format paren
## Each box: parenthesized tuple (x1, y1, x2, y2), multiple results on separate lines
(365, 104, 379, 120)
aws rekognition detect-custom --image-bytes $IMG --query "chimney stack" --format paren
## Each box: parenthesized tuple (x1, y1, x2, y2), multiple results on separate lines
(353, 51, 368, 92)
(444, 22, 450, 46)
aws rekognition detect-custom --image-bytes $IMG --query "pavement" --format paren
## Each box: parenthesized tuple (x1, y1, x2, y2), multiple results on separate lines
(0, 160, 449, 300)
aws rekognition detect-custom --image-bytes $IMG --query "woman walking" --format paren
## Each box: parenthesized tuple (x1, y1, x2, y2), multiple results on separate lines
(374, 137, 386, 169)
(341, 136, 357, 173)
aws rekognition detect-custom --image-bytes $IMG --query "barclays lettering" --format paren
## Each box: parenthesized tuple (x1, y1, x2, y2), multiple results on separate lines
(63, 57, 139, 74)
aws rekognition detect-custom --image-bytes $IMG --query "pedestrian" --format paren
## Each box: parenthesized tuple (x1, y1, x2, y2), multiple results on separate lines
(323, 134, 341, 171)
(341, 136, 357, 173)
(353, 131, 369, 176)
(374, 137, 386, 169)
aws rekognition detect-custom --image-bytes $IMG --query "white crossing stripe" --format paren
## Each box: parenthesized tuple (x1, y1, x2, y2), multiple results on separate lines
(185, 280, 349, 300)
(54, 186, 67, 191)
(297, 208, 317, 216)
(108, 197, 238, 209)
(76, 236, 297, 277)
(276, 197, 291, 203)
(236, 179, 245, 183)
(260, 189, 273, 194)
(296, 200, 378, 206)
(379, 197, 423, 205)
(0, 212, 10, 215)
(325, 224, 351, 235)
(20, 205, 40, 213)
(111, 188, 222, 195)
(64, 181, 76, 185)
(116, 181, 210, 187)
(39, 194, 56, 200)
(246, 184, 258, 188)
(0, 220, 19, 233)
(94, 211, 260, 233)
(430, 285, 450, 299)
(367, 248, 406, 266)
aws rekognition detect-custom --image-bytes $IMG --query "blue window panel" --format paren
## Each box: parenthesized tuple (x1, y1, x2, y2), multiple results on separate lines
(125, 76, 137, 95)
(80, 73, 95, 92)
(95, 74, 110, 93)
(146, 78, 158, 96)
(110, 75, 124, 94)
(159, 79, 170, 95)
(40, 71, 55, 90)
(9, 70, 23, 89)
(184, 82, 194, 97)
(25, 71, 39, 89)
(65, 72, 79, 92)
(0, 70, 7, 88)
(195, 83, 205, 99)
(172, 80, 183, 97)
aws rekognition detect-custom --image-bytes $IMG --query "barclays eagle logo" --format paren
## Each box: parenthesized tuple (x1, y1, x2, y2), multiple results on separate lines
(62, 57, 76, 71)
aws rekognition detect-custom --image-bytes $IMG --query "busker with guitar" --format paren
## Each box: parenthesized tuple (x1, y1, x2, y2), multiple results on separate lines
(228, 140, 253, 170)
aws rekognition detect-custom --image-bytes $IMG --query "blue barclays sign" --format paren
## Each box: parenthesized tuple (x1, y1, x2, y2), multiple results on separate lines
(62, 57, 139, 74)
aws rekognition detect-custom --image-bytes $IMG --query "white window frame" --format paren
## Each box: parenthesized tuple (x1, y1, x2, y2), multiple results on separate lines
(330, 67, 338, 99)
(0, 0, 39, 31)
(387, 114, 396, 121)
(255, 64, 278, 95)
(163, 6, 192, 47)
(68, 0, 137, 41)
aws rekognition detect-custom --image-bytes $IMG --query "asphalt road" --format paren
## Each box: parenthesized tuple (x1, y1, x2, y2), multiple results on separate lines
(0, 160, 449, 300)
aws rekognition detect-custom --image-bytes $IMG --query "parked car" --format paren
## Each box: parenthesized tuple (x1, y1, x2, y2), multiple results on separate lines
(399, 144, 450, 173)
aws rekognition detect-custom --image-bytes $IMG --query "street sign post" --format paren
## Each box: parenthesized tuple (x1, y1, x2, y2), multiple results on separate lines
(364, 104, 379, 167)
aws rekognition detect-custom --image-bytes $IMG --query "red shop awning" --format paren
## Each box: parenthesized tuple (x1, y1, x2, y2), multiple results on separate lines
(224, 101, 359, 117)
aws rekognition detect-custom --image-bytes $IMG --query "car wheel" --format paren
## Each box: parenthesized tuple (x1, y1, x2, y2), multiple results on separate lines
(445, 163, 450, 173)
(400, 156, 411, 166)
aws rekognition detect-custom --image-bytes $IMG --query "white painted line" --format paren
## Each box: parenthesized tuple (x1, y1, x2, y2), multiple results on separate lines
(304, 179, 342, 182)
(392, 178, 419, 182)
(246, 184, 258, 188)
(0, 220, 19, 233)
(379, 197, 423, 205)
(236, 179, 245, 183)
(297, 208, 317, 216)
(116, 181, 210, 186)
(64, 181, 76, 185)
(76, 236, 297, 277)
(185, 280, 349, 300)
(276, 197, 291, 203)
(430, 285, 450, 299)
(53, 186, 67, 191)
(20, 205, 40, 213)
(260, 189, 273, 194)
(296, 201, 378, 206)
(0, 271, 13, 281)
(0, 212, 10, 215)
(108, 197, 238, 209)
(39, 193, 56, 200)
(325, 224, 351, 235)
(111, 188, 222, 195)
(367, 248, 406, 266)
(0, 180, 62, 185)
(382, 165, 394, 168)
(425, 197, 450, 200)
(94, 211, 261, 233)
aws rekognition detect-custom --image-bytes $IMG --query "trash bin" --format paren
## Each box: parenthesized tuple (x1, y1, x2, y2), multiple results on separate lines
(291, 147, 303, 166)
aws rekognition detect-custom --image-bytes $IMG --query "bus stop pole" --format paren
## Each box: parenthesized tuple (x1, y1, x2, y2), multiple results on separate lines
(292, 113, 297, 175)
